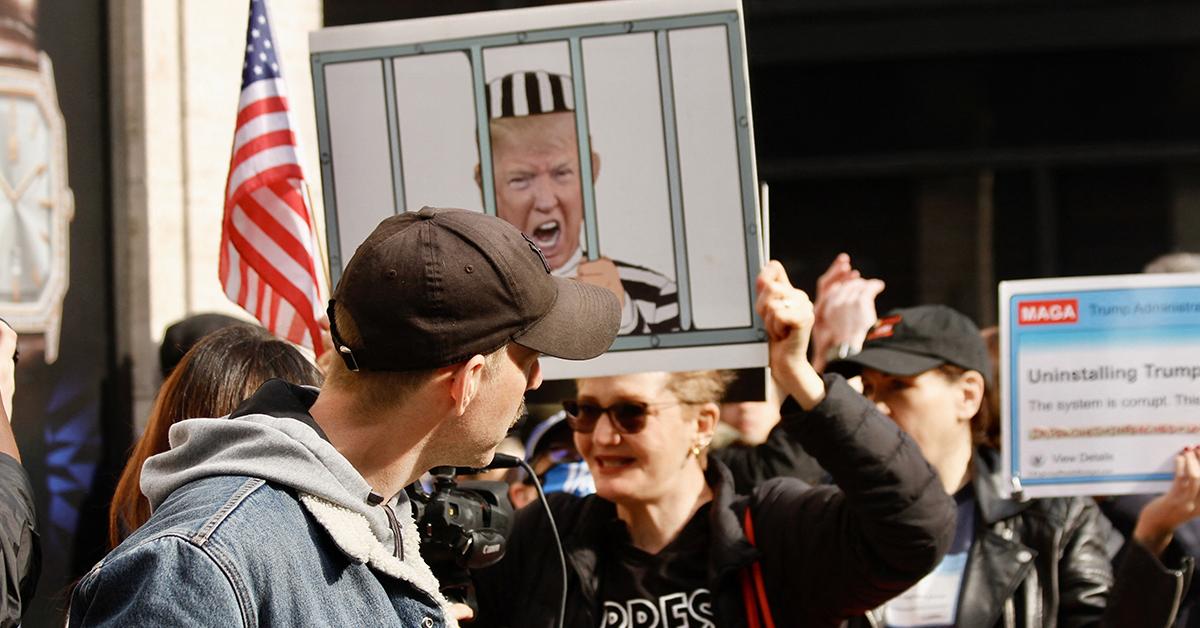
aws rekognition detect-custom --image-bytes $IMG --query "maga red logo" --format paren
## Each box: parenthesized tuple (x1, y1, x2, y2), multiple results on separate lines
(1018, 299, 1079, 325)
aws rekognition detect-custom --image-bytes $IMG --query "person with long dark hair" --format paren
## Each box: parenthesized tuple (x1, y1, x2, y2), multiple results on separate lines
(107, 324, 322, 547)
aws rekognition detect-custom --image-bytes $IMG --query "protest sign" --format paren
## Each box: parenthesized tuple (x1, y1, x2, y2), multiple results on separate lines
(1000, 273, 1200, 497)
(309, 0, 766, 379)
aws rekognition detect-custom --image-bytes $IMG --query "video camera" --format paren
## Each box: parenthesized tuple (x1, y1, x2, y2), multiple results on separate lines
(407, 455, 519, 606)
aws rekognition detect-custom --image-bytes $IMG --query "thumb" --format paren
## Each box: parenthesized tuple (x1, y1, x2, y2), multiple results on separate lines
(864, 278, 886, 299)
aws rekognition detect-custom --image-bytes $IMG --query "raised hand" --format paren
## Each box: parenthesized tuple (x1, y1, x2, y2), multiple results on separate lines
(815, 253, 858, 304)
(755, 261, 825, 409)
(1134, 447, 1200, 556)
(812, 277, 886, 372)
(576, 258, 626, 310)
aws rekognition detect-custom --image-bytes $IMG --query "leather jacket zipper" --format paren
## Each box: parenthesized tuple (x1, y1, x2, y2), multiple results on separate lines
(1166, 558, 1190, 623)
(382, 504, 404, 560)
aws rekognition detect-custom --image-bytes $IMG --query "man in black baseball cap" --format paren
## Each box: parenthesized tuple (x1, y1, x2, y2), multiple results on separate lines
(71, 207, 620, 626)
(822, 305, 992, 625)
(826, 304, 993, 383)
(328, 205, 620, 372)
(322, 205, 621, 466)
(824, 305, 1189, 627)
(825, 304, 992, 495)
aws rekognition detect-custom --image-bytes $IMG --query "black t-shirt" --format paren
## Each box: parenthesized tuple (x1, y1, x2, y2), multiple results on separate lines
(598, 503, 715, 628)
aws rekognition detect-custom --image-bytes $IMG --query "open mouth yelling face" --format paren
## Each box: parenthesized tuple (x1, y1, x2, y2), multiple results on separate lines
(490, 112, 585, 271)
(531, 218, 562, 251)
(494, 166, 583, 271)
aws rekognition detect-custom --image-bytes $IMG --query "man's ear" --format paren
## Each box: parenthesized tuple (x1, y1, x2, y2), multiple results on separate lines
(449, 354, 488, 416)
(956, 370, 986, 422)
(474, 163, 483, 189)
(590, 149, 601, 183)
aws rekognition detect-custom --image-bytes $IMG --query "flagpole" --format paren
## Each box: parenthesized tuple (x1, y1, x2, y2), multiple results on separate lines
(300, 180, 332, 298)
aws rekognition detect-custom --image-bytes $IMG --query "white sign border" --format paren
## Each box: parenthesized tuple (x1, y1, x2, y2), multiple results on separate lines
(311, 0, 740, 53)
(999, 271, 1200, 498)
(309, 0, 767, 380)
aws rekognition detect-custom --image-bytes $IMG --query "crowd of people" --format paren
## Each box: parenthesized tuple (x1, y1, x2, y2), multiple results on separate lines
(2, 62, 1200, 628)
(11, 245, 1196, 627)
(1, 226, 1199, 626)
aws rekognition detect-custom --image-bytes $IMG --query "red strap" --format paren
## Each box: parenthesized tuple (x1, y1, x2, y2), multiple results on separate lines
(741, 569, 762, 628)
(741, 507, 776, 628)
(742, 504, 758, 544)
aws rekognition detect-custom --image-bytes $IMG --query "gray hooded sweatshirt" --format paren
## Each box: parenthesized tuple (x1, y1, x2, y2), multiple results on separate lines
(138, 379, 458, 624)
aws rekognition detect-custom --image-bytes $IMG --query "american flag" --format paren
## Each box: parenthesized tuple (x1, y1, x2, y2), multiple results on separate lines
(219, 0, 325, 356)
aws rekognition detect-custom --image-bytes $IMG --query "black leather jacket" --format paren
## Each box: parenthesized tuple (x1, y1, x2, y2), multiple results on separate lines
(850, 447, 1193, 628)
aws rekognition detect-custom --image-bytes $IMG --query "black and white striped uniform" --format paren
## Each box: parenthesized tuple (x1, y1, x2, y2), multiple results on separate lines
(613, 259, 681, 335)
(553, 248, 681, 335)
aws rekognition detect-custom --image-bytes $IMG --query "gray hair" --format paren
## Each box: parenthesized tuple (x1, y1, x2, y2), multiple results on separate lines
(1143, 252, 1200, 274)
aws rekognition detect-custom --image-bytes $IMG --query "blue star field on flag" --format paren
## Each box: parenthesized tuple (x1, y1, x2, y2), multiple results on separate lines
(242, 0, 282, 88)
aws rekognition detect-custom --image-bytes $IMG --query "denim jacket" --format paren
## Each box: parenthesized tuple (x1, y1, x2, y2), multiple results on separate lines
(68, 380, 457, 628)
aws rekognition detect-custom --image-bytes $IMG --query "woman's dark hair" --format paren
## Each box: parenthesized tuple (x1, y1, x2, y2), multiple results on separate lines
(109, 325, 322, 548)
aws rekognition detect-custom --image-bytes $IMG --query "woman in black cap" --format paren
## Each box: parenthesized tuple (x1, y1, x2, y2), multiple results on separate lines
(828, 304, 1197, 628)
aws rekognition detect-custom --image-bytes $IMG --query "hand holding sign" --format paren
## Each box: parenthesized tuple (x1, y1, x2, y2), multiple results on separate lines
(1001, 273, 1200, 498)
(576, 258, 626, 311)
(755, 261, 825, 410)
(1134, 447, 1200, 556)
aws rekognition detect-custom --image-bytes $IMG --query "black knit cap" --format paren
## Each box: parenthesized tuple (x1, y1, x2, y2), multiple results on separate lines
(827, 305, 993, 382)
(329, 207, 620, 372)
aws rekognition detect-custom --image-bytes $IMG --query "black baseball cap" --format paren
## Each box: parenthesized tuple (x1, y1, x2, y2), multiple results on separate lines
(160, 313, 252, 377)
(329, 207, 620, 371)
(826, 305, 993, 382)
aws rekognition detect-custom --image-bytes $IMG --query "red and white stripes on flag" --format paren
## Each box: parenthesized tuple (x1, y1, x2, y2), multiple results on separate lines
(219, 0, 325, 356)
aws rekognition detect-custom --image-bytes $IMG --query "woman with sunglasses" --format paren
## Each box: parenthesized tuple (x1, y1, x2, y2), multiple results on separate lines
(470, 262, 957, 628)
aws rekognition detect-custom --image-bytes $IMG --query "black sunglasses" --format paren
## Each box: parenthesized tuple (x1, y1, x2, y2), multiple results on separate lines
(561, 399, 688, 434)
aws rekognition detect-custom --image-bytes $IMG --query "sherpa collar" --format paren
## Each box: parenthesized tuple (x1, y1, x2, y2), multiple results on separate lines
(229, 380, 461, 626)
(299, 494, 459, 628)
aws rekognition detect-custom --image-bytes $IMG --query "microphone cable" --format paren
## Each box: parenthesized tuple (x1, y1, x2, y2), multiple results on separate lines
(480, 453, 567, 628)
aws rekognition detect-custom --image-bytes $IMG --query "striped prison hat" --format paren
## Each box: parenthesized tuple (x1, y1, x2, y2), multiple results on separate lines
(486, 70, 575, 119)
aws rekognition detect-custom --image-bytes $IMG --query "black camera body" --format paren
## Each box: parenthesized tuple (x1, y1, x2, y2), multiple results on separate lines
(413, 466, 513, 569)
(409, 465, 514, 605)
